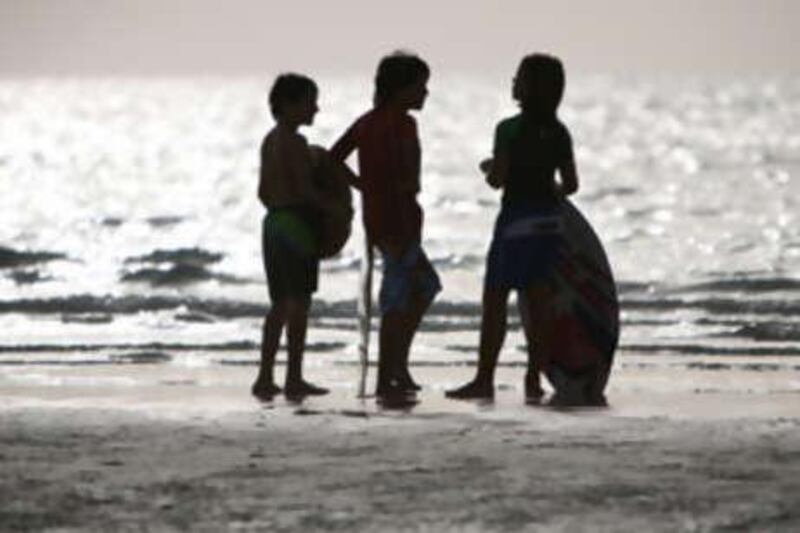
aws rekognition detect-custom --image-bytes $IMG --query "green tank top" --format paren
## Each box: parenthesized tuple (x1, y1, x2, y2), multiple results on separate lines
(494, 115, 573, 208)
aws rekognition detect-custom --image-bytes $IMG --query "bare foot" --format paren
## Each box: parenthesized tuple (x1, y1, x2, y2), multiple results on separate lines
(396, 372, 422, 392)
(284, 380, 330, 397)
(445, 379, 494, 399)
(251, 380, 281, 399)
(375, 381, 417, 398)
(377, 392, 419, 411)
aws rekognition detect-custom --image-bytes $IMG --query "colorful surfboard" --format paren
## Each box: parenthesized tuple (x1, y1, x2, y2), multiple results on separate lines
(529, 200, 619, 404)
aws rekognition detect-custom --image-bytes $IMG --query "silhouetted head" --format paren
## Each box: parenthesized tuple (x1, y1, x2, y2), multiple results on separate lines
(268, 73, 319, 125)
(513, 54, 565, 121)
(373, 51, 430, 110)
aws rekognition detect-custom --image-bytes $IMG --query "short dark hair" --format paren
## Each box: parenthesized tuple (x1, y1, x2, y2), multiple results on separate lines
(268, 73, 318, 119)
(514, 54, 565, 120)
(373, 51, 430, 107)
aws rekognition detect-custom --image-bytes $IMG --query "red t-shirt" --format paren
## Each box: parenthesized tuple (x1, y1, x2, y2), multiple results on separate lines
(330, 106, 422, 247)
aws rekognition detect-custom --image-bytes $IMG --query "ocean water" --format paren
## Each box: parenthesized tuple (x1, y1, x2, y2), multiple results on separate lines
(1, 75, 799, 377)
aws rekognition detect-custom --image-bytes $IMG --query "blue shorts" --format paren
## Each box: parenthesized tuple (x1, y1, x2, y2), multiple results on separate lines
(484, 204, 562, 291)
(379, 244, 441, 315)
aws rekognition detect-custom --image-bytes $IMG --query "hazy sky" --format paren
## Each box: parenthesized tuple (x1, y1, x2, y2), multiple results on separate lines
(1, 0, 798, 77)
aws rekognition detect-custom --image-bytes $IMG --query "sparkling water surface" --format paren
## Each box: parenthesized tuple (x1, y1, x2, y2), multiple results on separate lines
(1, 75, 799, 371)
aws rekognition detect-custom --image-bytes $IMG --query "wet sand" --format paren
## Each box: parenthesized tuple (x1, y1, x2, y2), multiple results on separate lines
(1, 360, 799, 532)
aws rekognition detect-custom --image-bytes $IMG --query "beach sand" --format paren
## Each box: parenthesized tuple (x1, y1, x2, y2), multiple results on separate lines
(1, 358, 799, 532)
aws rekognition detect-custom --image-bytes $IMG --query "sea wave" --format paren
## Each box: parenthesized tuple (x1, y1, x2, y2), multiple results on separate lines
(124, 247, 223, 266)
(121, 264, 248, 286)
(2, 77, 799, 369)
(621, 296, 800, 315)
(619, 344, 800, 357)
(2, 287, 799, 323)
(0, 246, 67, 268)
(721, 323, 800, 342)
(669, 278, 800, 294)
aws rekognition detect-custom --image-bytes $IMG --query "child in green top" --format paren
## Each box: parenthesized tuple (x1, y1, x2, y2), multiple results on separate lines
(446, 54, 579, 401)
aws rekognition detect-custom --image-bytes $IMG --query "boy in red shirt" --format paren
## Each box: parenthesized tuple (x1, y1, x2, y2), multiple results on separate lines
(331, 52, 441, 397)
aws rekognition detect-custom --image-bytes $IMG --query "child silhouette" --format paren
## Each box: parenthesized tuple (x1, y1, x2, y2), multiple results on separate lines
(252, 73, 335, 399)
(331, 52, 442, 397)
(447, 54, 579, 401)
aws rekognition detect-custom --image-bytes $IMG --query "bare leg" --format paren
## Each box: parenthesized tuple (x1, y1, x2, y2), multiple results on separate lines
(376, 311, 404, 395)
(445, 287, 509, 399)
(395, 289, 432, 390)
(520, 284, 553, 401)
(252, 303, 286, 398)
(377, 293, 431, 395)
(376, 250, 438, 396)
(476, 287, 510, 384)
(284, 298, 329, 397)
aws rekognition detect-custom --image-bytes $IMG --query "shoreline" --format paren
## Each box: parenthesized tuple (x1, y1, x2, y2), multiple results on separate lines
(2, 401, 799, 531)
(1, 354, 799, 531)
(2, 352, 798, 419)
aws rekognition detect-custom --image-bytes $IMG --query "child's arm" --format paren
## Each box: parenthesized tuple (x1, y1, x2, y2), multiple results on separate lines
(396, 117, 421, 194)
(557, 158, 579, 196)
(257, 151, 270, 208)
(484, 121, 509, 189)
(556, 127, 579, 196)
(330, 123, 362, 191)
(479, 151, 510, 189)
(484, 151, 509, 189)
(258, 134, 279, 208)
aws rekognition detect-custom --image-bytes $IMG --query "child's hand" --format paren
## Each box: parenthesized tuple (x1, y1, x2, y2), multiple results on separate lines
(555, 183, 575, 200)
(484, 152, 507, 189)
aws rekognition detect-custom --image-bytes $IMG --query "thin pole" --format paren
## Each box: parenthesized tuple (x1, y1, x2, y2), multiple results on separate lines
(357, 235, 374, 398)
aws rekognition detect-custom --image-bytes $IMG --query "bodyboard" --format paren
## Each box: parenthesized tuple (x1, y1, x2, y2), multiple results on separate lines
(537, 200, 619, 399)
(310, 146, 354, 258)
